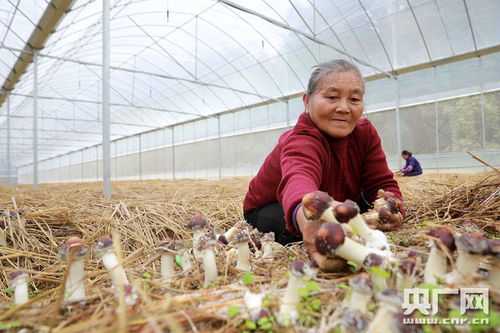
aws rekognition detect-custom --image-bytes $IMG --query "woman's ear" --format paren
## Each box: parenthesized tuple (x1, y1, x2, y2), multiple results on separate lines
(302, 93, 309, 113)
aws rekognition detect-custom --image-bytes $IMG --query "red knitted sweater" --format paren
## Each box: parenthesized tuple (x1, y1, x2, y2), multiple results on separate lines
(243, 112, 402, 235)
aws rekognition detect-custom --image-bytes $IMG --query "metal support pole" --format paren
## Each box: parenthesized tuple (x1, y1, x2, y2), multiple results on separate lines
(102, 0, 111, 198)
(81, 150, 84, 181)
(139, 135, 142, 180)
(217, 115, 222, 179)
(479, 57, 486, 151)
(6, 94, 10, 184)
(395, 77, 402, 169)
(434, 67, 440, 173)
(286, 99, 290, 128)
(171, 128, 176, 180)
(33, 50, 39, 191)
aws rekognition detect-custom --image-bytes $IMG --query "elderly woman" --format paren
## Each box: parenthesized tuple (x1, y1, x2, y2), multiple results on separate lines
(243, 59, 403, 268)
(396, 150, 423, 176)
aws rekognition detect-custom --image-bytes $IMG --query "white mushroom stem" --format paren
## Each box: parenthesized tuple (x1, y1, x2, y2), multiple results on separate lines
(180, 249, 193, 273)
(348, 291, 371, 313)
(279, 274, 304, 324)
(369, 271, 389, 291)
(201, 248, 218, 287)
(236, 243, 251, 271)
(335, 238, 372, 266)
(367, 301, 400, 333)
(424, 244, 448, 284)
(262, 242, 273, 259)
(161, 252, 176, 278)
(13, 277, 28, 306)
(224, 226, 241, 242)
(101, 251, 129, 286)
(65, 258, 86, 303)
(192, 230, 205, 259)
(349, 215, 388, 247)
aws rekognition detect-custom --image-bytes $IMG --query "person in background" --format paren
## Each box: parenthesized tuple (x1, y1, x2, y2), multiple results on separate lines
(243, 59, 404, 271)
(396, 150, 423, 176)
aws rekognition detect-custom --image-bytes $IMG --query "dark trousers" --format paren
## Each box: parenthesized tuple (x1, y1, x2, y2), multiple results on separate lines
(244, 197, 372, 245)
(404, 170, 422, 176)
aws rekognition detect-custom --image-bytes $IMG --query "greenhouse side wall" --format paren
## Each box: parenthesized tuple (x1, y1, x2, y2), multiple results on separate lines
(16, 54, 500, 184)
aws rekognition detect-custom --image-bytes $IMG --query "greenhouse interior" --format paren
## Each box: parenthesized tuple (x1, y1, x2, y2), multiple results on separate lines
(0, 0, 499, 332)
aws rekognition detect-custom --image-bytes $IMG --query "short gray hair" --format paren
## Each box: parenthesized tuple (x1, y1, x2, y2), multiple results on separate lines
(306, 59, 364, 96)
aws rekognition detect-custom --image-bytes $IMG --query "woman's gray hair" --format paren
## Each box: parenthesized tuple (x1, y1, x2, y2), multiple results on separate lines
(306, 59, 364, 96)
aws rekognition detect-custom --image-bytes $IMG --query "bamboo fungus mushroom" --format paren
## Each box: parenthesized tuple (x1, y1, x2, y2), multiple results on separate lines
(58, 236, 88, 304)
(278, 260, 306, 325)
(94, 236, 138, 305)
(314, 222, 372, 266)
(197, 232, 218, 287)
(302, 191, 336, 222)
(335, 200, 390, 251)
(234, 230, 251, 271)
(373, 189, 395, 211)
(157, 239, 183, 278)
(396, 258, 417, 290)
(367, 289, 402, 333)
(346, 273, 373, 313)
(223, 220, 247, 242)
(187, 215, 209, 259)
(9, 270, 29, 306)
(447, 232, 490, 284)
(424, 227, 455, 284)
(363, 253, 389, 291)
(261, 232, 275, 259)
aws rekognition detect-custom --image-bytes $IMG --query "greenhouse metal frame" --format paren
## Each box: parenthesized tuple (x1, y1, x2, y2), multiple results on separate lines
(0, 0, 499, 197)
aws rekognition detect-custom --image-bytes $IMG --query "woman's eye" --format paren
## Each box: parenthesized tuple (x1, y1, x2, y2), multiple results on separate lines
(351, 98, 361, 102)
(328, 96, 338, 100)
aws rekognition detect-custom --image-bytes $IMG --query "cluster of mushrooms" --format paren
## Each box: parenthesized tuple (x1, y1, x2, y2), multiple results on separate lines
(7, 216, 277, 309)
(5, 190, 499, 332)
(298, 190, 499, 332)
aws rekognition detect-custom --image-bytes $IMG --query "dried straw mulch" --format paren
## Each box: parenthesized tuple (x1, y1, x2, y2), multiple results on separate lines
(0, 172, 498, 332)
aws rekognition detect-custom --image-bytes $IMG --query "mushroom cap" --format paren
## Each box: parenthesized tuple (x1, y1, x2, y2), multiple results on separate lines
(427, 227, 456, 251)
(197, 232, 217, 252)
(386, 197, 403, 213)
(489, 239, 500, 258)
(363, 253, 384, 268)
(349, 273, 373, 293)
(399, 258, 416, 275)
(378, 207, 393, 223)
(342, 309, 369, 331)
(158, 238, 184, 253)
(187, 215, 208, 230)
(0, 217, 6, 229)
(217, 234, 229, 245)
(456, 232, 490, 254)
(233, 229, 250, 244)
(376, 189, 386, 199)
(94, 236, 113, 254)
(289, 260, 306, 276)
(58, 236, 89, 261)
(261, 232, 275, 243)
(301, 191, 333, 220)
(314, 222, 345, 256)
(377, 207, 404, 230)
(9, 270, 28, 285)
(376, 288, 403, 306)
(334, 200, 359, 223)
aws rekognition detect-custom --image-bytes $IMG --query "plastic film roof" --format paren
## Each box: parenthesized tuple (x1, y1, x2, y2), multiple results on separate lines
(0, 0, 499, 166)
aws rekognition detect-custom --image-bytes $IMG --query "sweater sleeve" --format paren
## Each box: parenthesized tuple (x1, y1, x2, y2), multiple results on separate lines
(360, 123, 405, 214)
(277, 133, 326, 235)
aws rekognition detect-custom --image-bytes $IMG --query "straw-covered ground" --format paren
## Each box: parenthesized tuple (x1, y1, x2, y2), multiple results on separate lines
(0, 172, 499, 332)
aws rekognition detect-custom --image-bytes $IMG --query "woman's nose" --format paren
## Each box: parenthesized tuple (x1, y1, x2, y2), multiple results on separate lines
(335, 98, 349, 113)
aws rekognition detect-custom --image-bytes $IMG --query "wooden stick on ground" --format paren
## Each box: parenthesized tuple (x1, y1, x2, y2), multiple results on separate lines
(467, 151, 500, 172)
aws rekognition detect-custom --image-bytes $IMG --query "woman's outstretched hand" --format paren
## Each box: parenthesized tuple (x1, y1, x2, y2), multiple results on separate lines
(296, 202, 347, 272)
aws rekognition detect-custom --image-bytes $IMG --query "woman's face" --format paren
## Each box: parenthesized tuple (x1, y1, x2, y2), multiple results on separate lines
(303, 71, 364, 138)
(402, 154, 409, 160)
